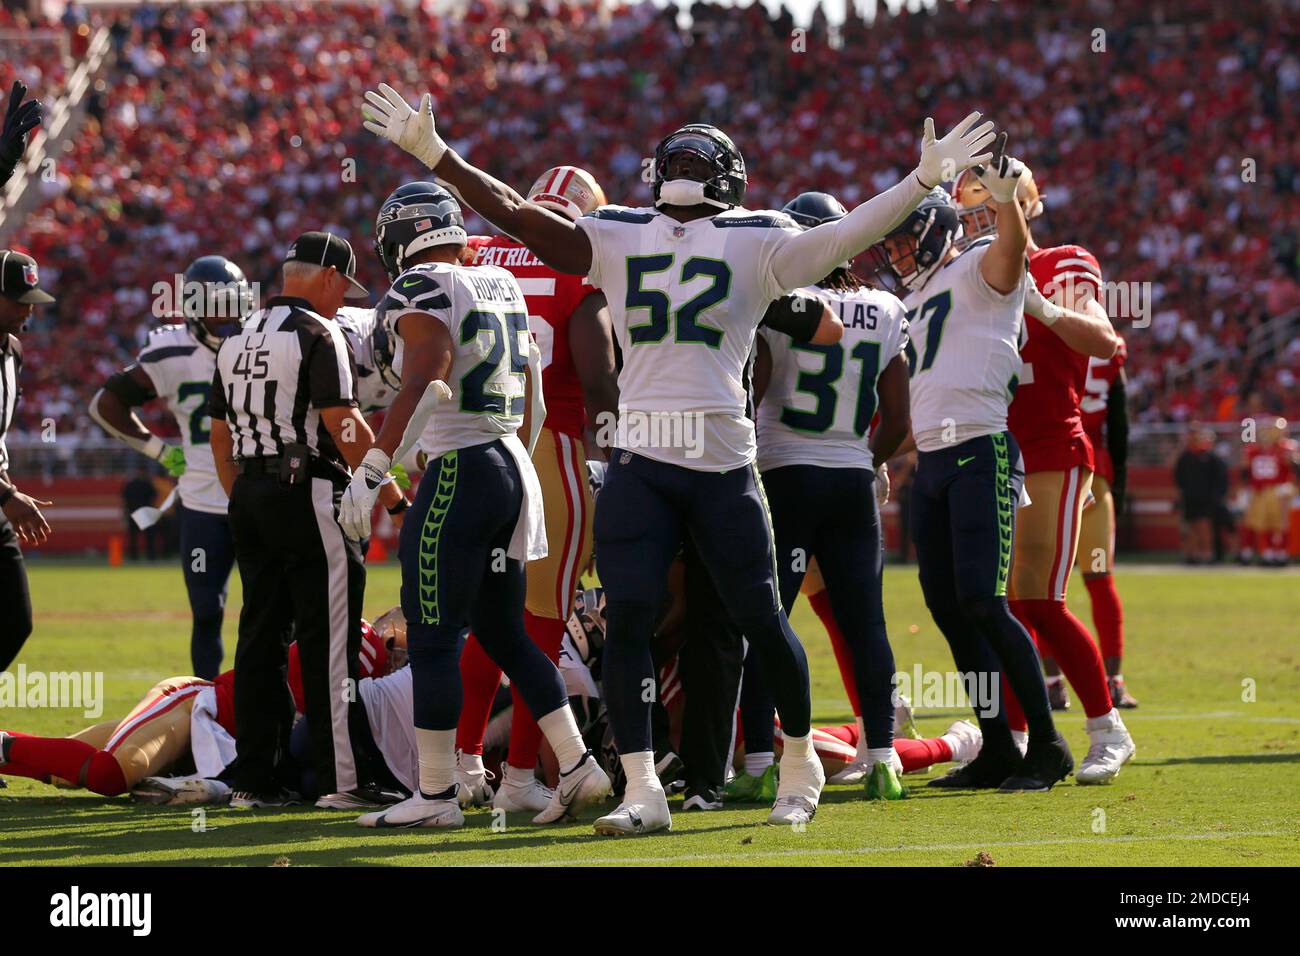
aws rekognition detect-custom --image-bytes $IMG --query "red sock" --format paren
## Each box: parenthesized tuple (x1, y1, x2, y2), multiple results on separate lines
(1270, 530, 1288, 554)
(1016, 598, 1111, 718)
(1239, 528, 1256, 554)
(894, 736, 953, 772)
(506, 612, 566, 771)
(6, 734, 128, 795)
(1084, 573, 1124, 661)
(455, 632, 503, 756)
(809, 590, 860, 716)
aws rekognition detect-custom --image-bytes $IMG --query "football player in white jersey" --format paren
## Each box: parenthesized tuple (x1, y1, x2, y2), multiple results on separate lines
(336, 182, 609, 829)
(867, 139, 1074, 792)
(360, 83, 994, 833)
(732, 191, 913, 803)
(89, 256, 253, 678)
(334, 305, 399, 416)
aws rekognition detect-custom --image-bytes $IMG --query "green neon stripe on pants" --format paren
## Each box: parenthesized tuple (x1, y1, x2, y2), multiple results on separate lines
(991, 432, 1013, 597)
(417, 450, 459, 624)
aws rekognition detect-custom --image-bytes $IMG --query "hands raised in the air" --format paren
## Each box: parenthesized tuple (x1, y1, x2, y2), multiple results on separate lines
(915, 111, 996, 189)
(362, 84, 447, 170)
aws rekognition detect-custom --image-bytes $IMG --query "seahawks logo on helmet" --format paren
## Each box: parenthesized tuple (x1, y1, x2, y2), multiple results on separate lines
(373, 182, 467, 280)
(652, 124, 747, 210)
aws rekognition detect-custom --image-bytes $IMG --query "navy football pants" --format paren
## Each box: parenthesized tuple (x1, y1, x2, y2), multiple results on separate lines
(595, 451, 811, 756)
(740, 464, 896, 755)
(399, 440, 567, 735)
(911, 431, 1056, 747)
(178, 504, 236, 679)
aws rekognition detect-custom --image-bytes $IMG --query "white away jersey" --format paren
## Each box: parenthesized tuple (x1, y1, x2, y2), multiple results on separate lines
(904, 240, 1026, 452)
(335, 307, 396, 414)
(380, 261, 533, 459)
(757, 285, 909, 473)
(358, 667, 418, 794)
(576, 204, 806, 471)
(135, 325, 227, 514)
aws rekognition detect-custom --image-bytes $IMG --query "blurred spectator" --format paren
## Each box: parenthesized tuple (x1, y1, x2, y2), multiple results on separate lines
(1173, 426, 1229, 564)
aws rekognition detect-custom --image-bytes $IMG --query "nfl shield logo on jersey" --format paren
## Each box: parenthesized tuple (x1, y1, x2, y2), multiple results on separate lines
(672, 226, 686, 239)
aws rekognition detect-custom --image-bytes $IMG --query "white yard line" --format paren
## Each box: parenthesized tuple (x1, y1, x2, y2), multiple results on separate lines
(501, 829, 1288, 867)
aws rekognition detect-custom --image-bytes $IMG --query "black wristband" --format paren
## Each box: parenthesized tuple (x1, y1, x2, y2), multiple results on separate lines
(386, 496, 410, 516)
(0, 485, 15, 509)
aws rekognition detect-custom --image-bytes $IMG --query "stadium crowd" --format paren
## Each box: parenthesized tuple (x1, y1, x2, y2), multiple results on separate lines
(2, 0, 1298, 438)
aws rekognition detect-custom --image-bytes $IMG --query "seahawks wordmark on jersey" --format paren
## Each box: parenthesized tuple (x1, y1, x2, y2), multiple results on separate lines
(334, 307, 396, 414)
(903, 239, 1027, 453)
(137, 325, 226, 514)
(758, 286, 909, 473)
(379, 261, 546, 560)
(577, 205, 810, 471)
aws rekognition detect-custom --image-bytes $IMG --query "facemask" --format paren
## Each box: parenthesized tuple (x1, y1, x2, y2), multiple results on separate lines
(656, 179, 708, 208)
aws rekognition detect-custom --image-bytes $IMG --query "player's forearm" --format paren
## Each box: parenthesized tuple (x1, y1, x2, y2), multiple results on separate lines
(436, 150, 591, 275)
(326, 406, 378, 469)
(210, 421, 237, 496)
(981, 199, 1027, 294)
(372, 375, 427, 459)
(771, 174, 928, 292)
(89, 389, 167, 458)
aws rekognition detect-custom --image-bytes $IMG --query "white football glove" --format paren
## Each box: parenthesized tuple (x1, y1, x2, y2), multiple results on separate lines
(914, 111, 996, 188)
(974, 131, 1026, 203)
(874, 465, 891, 506)
(339, 447, 392, 541)
(361, 83, 447, 170)
(1022, 269, 1063, 326)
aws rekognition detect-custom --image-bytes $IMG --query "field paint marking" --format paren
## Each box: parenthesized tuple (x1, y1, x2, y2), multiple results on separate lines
(500, 829, 1288, 868)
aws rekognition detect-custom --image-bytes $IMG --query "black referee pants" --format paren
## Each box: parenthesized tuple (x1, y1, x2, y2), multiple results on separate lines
(0, 513, 33, 671)
(226, 472, 370, 796)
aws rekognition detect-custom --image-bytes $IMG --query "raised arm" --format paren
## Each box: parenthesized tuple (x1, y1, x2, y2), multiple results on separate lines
(976, 134, 1029, 295)
(770, 112, 996, 292)
(362, 85, 592, 275)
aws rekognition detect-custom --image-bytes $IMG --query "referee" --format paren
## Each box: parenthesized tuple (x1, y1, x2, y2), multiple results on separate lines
(0, 250, 55, 672)
(209, 232, 403, 808)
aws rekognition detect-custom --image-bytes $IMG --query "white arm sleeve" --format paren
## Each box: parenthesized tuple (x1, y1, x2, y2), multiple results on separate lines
(769, 174, 929, 295)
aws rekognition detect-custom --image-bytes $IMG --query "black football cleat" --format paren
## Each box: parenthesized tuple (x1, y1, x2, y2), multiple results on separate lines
(1047, 680, 1070, 711)
(928, 749, 1023, 789)
(999, 734, 1074, 792)
(1109, 676, 1139, 709)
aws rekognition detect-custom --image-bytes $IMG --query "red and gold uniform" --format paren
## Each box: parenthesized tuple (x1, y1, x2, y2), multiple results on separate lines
(1076, 339, 1127, 573)
(1241, 420, 1297, 562)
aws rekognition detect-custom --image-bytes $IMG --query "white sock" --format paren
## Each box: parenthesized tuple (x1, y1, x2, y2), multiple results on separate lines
(537, 704, 587, 773)
(416, 728, 457, 797)
(781, 733, 814, 762)
(866, 746, 894, 770)
(620, 751, 663, 797)
(504, 764, 536, 788)
(457, 750, 485, 776)
(744, 752, 774, 776)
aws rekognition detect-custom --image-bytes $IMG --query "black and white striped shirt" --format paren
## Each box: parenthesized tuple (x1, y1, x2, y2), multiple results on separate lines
(209, 296, 357, 473)
(0, 333, 22, 477)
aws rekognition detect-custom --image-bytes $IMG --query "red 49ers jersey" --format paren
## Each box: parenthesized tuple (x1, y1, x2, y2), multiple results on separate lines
(1245, 443, 1296, 490)
(1080, 337, 1127, 483)
(466, 234, 598, 438)
(1007, 245, 1101, 474)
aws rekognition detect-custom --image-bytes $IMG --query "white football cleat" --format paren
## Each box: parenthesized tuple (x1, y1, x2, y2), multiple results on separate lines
(593, 789, 672, 836)
(455, 751, 495, 808)
(357, 790, 465, 829)
(1076, 709, 1136, 785)
(942, 720, 983, 764)
(493, 777, 555, 814)
(769, 746, 825, 825)
(827, 761, 868, 785)
(132, 774, 231, 806)
(533, 751, 611, 824)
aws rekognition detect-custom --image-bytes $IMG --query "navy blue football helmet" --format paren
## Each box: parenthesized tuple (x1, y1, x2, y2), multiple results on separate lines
(181, 255, 251, 351)
(374, 181, 466, 280)
(781, 191, 848, 230)
(867, 188, 962, 291)
(652, 124, 747, 210)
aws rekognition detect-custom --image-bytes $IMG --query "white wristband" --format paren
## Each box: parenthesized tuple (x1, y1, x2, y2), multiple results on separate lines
(143, 435, 166, 461)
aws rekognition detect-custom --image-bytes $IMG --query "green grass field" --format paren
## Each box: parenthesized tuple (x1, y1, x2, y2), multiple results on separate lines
(2, 561, 1298, 866)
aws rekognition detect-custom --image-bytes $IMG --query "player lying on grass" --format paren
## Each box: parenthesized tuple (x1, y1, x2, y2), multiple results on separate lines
(362, 81, 994, 834)
(0, 620, 396, 801)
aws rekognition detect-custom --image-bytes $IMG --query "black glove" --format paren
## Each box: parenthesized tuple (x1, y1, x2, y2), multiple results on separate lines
(0, 80, 44, 186)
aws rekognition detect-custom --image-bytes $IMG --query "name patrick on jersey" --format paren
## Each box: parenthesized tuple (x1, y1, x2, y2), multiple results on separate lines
(472, 245, 545, 269)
